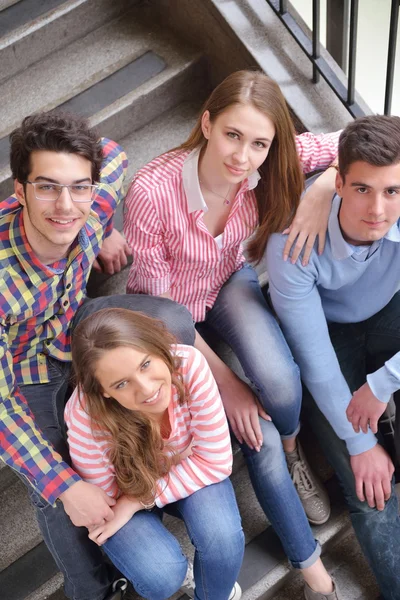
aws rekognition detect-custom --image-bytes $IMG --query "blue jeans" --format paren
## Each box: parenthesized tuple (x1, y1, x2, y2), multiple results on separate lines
(103, 479, 244, 600)
(197, 265, 320, 568)
(302, 291, 400, 600)
(21, 294, 195, 600)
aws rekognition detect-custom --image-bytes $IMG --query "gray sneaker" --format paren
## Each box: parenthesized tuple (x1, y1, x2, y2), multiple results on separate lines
(304, 579, 340, 599)
(286, 442, 331, 525)
(181, 561, 242, 599)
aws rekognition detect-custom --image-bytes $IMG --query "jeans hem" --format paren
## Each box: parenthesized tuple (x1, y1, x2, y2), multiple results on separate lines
(290, 541, 321, 569)
(280, 422, 301, 440)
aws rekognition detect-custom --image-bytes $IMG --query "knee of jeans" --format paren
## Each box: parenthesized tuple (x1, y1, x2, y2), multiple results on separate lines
(254, 361, 301, 409)
(135, 558, 188, 600)
(193, 522, 245, 568)
(162, 300, 195, 345)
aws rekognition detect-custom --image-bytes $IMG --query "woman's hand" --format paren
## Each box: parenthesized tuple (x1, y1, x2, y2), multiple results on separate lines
(88, 495, 142, 546)
(219, 374, 271, 451)
(283, 167, 337, 266)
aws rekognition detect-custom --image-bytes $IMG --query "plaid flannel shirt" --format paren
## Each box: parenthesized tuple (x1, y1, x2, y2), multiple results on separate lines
(0, 138, 127, 504)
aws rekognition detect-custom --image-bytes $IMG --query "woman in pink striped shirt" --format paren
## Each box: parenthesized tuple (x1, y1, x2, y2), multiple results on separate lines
(65, 308, 244, 600)
(124, 71, 341, 599)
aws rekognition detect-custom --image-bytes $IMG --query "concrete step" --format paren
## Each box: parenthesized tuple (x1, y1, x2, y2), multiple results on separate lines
(0, 7, 206, 199)
(0, 0, 137, 84)
(0, 455, 353, 600)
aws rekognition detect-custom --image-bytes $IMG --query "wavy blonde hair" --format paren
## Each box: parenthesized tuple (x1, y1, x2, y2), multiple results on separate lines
(170, 70, 304, 262)
(71, 308, 186, 503)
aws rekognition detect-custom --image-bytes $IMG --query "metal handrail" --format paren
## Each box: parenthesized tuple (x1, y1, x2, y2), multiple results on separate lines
(267, 0, 400, 117)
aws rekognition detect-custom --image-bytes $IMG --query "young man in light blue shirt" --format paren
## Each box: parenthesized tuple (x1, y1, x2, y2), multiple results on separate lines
(266, 115, 400, 600)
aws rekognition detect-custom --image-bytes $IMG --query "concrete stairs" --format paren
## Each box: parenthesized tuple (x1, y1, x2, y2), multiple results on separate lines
(0, 1, 379, 599)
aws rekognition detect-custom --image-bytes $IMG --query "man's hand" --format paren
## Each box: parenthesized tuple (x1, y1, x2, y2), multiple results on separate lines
(346, 382, 387, 434)
(88, 496, 141, 546)
(59, 480, 116, 528)
(93, 229, 132, 275)
(219, 374, 271, 451)
(350, 444, 394, 510)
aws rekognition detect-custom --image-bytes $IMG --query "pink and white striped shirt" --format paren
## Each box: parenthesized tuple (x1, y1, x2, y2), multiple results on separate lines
(65, 345, 232, 508)
(124, 131, 340, 321)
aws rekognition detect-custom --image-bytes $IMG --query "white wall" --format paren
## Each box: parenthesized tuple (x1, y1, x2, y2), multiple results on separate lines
(290, 0, 400, 115)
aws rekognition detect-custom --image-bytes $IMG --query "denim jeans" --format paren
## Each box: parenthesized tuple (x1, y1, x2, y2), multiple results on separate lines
(197, 265, 320, 568)
(103, 478, 244, 600)
(21, 294, 195, 600)
(302, 291, 400, 600)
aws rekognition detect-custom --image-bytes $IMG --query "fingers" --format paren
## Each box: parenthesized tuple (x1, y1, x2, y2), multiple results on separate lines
(92, 259, 103, 273)
(368, 416, 379, 435)
(124, 242, 132, 257)
(255, 398, 271, 422)
(105, 494, 117, 507)
(289, 232, 307, 264)
(237, 414, 259, 451)
(359, 415, 369, 435)
(103, 505, 116, 521)
(229, 416, 244, 446)
(373, 481, 386, 511)
(364, 481, 375, 509)
(283, 228, 298, 261)
(382, 475, 392, 501)
(300, 235, 317, 266)
(249, 410, 263, 450)
(318, 231, 326, 255)
(355, 475, 365, 504)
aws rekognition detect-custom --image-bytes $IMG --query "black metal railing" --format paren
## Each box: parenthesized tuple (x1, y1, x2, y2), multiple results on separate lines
(265, 0, 400, 117)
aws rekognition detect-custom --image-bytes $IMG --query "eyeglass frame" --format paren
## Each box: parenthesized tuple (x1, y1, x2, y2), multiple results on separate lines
(24, 180, 98, 203)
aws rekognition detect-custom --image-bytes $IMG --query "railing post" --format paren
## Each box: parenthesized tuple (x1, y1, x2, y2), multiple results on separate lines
(312, 0, 321, 83)
(347, 0, 359, 106)
(326, 0, 350, 72)
(384, 0, 400, 115)
(279, 0, 287, 15)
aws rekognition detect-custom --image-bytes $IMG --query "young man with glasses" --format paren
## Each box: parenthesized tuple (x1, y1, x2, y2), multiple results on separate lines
(1, 112, 195, 600)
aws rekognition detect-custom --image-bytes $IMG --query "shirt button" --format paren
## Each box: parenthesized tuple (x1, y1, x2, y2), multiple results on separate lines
(63, 300, 68, 307)
(66, 283, 72, 290)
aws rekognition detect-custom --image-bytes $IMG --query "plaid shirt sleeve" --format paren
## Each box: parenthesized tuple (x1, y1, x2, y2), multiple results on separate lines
(0, 322, 80, 504)
(92, 138, 128, 239)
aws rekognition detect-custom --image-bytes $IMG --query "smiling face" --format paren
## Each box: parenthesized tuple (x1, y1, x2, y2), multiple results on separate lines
(14, 150, 93, 264)
(200, 103, 275, 185)
(95, 346, 172, 420)
(336, 160, 400, 245)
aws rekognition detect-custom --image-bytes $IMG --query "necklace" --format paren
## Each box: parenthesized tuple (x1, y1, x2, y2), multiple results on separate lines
(200, 179, 232, 205)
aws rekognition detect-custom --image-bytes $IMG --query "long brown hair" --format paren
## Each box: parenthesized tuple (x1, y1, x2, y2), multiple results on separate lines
(172, 70, 304, 262)
(71, 308, 186, 503)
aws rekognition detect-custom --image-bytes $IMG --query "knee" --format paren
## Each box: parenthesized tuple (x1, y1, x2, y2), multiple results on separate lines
(242, 421, 285, 468)
(155, 298, 195, 345)
(134, 559, 188, 600)
(256, 361, 301, 407)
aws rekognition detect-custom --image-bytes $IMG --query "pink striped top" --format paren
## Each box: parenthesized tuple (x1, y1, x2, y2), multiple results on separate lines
(124, 131, 340, 321)
(65, 345, 232, 508)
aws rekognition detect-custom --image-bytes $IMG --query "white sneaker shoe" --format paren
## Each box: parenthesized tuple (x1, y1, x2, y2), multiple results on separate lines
(180, 561, 242, 599)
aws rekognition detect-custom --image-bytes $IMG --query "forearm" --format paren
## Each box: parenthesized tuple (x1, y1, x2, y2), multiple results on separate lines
(194, 331, 234, 388)
(1, 384, 79, 503)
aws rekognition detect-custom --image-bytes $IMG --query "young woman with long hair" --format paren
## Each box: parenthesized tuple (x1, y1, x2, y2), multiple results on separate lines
(65, 308, 244, 600)
(123, 71, 341, 599)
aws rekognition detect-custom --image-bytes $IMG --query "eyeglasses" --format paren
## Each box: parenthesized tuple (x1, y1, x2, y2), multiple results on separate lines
(25, 181, 98, 203)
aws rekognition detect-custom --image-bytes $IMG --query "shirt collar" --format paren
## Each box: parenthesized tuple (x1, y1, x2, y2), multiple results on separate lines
(182, 148, 261, 214)
(328, 194, 400, 260)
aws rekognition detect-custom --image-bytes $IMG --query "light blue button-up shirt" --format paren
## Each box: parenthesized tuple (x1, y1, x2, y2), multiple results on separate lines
(266, 194, 400, 455)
